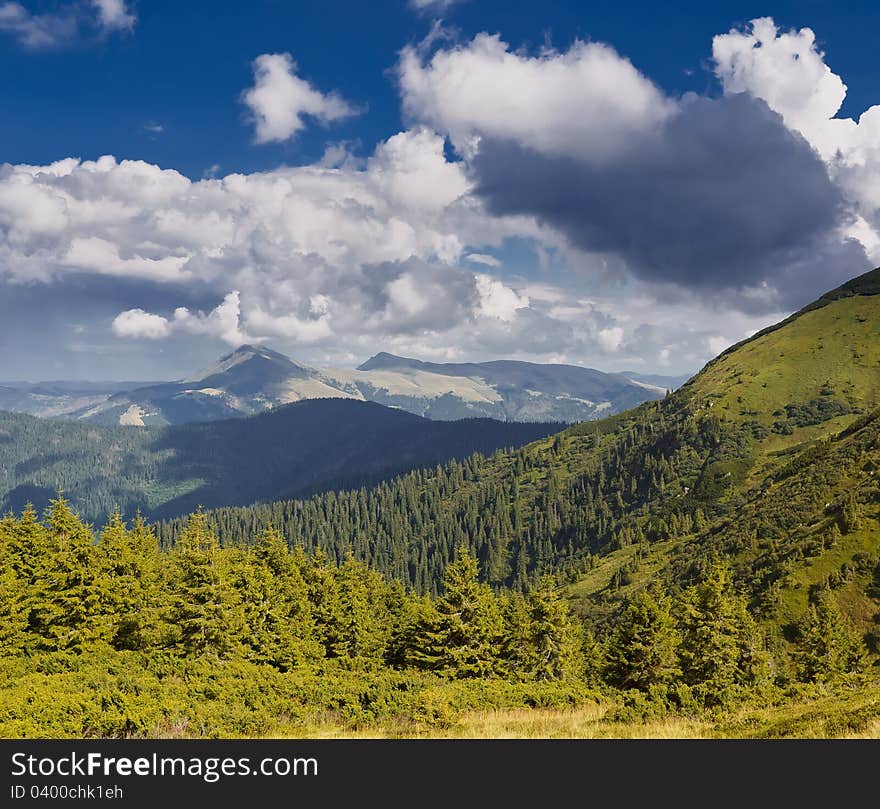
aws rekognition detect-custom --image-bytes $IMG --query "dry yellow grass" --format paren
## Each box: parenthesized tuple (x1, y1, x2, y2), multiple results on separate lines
(262, 686, 880, 740)
(267, 704, 717, 739)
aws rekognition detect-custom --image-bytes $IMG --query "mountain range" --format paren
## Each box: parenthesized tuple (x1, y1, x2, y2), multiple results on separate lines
(1, 348, 683, 426)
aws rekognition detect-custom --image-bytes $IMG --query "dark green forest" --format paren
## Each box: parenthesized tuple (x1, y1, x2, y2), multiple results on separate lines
(0, 399, 561, 522)
(1, 499, 862, 737)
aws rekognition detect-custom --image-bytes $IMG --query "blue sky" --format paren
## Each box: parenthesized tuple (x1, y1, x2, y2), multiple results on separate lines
(0, 1, 877, 379)
(4, 1, 877, 178)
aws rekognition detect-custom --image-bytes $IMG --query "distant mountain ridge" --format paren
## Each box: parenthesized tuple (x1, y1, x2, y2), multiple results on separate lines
(70, 346, 679, 426)
(0, 398, 562, 522)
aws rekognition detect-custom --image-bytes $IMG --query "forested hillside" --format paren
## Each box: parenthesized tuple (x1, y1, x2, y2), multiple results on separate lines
(0, 399, 561, 522)
(1, 499, 866, 738)
(161, 268, 880, 667)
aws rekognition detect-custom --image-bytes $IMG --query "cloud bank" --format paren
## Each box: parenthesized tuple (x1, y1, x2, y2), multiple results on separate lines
(1, 16, 877, 377)
(398, 28, 873, 311)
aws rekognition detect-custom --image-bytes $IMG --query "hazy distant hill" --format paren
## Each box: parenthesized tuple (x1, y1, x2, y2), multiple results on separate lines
(0, 380, 156, 419)
(0, 397, 561, 522)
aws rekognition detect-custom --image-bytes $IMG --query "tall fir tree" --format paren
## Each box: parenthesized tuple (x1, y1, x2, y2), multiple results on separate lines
(677, 566, 766, 704)
(98, 510, 161, 651)
(796, 591, 865, 683)
(522, 576, 582, 681)
(31, 496, 107, 653)
(415, 545, 505, 678)
(604, 584, 680, 691)
(233, 527, 322, 670)
(0, 513, 28, 656)
(168, 510, 232, 658)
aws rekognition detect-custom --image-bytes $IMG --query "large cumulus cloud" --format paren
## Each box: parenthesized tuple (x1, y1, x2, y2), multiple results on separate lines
(0, 129, 545, 354)
(471, 93, 866, 310)
(712, 17, 880, 261)
(399, 27, 873, 312)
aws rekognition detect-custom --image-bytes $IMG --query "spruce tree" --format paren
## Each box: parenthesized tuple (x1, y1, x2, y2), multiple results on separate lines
(499, 591, 533, 680)
(238, 528, 322, 669)
(796, 591, 865, 683)
(328, 557, 391, 667)
(98, 510, 161, 650)
(523, 576, 582, 681)
(842, 494, 863, 533)
(0, 514, 28, 656)
(32, 497, 106, 653)
(417, 546, 504, 678)
(604, 585, 680, 691)
(169, 510, 231, 658)
(677, 566, 763, 704)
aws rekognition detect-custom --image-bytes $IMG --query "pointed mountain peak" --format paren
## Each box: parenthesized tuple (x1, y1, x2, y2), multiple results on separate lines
(221, 344, 290, 362)
(187, 344, 316, 385)
(357, 352, 420, 371)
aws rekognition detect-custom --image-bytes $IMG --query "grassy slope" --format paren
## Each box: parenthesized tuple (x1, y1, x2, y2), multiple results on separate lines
(556, 270, 880, 651)
(282, 691, 880, 738)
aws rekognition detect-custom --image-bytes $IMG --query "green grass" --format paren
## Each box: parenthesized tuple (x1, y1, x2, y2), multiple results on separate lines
(686, 297, 880, 435)
(557, 292, 880, 661)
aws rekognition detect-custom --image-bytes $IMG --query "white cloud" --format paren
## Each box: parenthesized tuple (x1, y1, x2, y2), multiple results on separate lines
(242, 52, 358, 143)
(5, 19, 876, 377)
(398, 33, 673, 162)
(475, 273, 529, 322)
(112, 309, 171, 340)
(597, 326, 624, 353)
(713, 17, 845, 153)
(0, 132, 533, 353)
(368, 127, 468, 213)
(0, 0, 134, 48)
(713, 17, 880, 254)
(91, 0, 135, 32)
(0, 2, 75, 48)
(706, 335, 731, 356)
(466, 253, 501, 267)
(63, 236, 191, 282)
(171, 291, 251, 345)
(114, 292, 253, 346)
(409, 0, 466, 13)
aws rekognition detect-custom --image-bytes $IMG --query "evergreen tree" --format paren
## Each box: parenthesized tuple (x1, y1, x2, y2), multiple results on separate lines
(678, 566, 764, 704)
(0, 514, 27, 656)
(328, 556, 392, 667)
(98, 510, 161, 650)
(168, 510, 231, 658)
(796, 591, 865, 683)
(228, 528, 320, 670)
(842, 494, 863, 533)
(415, 546, 504, 678)
(604, 585, 680, 691)
(522, 576, 582, 681)
(31, 496, 106, 653)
